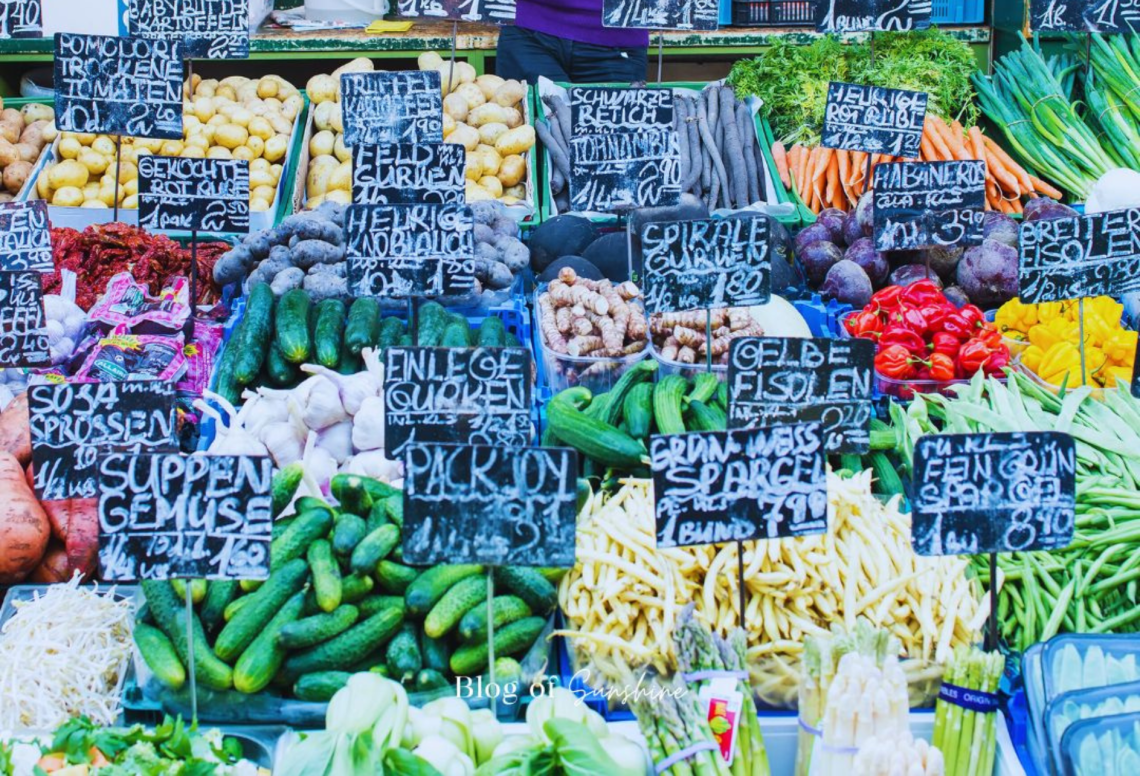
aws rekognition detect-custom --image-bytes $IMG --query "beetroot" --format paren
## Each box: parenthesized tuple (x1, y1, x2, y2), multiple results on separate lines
(794, 222, 834, 256)
(816, 208, 846, 242)
(923, 245, 965, 280)
(841, 210, 863, 246)
(844, 238, 889, 287)
(957, 239, 1018, 307)
(821, 260, 873, 307)
(855, 193, 874, 237)
(799, 241, 844, 285)
(889, 263, 943, 288)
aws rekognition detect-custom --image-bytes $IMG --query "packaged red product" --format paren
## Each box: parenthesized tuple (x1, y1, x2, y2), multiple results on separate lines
(72, 328, 186, 383)
(176, 321, 224, 396)
(87, 272, 191, 332)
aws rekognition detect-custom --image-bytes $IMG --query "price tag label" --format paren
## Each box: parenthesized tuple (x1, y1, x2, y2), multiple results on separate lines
(873, 160, 986, 252)
(652, 423, 828, 548)
(815, 0, 930, 32)
(351, 143, 465, 205)
(0, 270, 49, 367)
(384, 346, 532, 458)
(138, 156, 250, 234)
(569, 87, 681, 213)
(1030, 0, 1140, 32)
(641, 217, 771, 314)
(728, 337, 874, 454)
(822, 82, 927, 158)
(0, 200, 51, 272)
(0, 0, 40, 39)
(346, 203, 476, 299)
(396, 0, 517, 23)
(911, 432, 1076, 556)
(1018, 207, 1140, 304)
(341, 71, 443, 148)
(127, 0, 250, 58)
(53, 33, 184, 139)
(98, 453, 273, 581)
(29, 382, 178, 501)
(602, 0, 719, 29)
(402, 443, 578, 567)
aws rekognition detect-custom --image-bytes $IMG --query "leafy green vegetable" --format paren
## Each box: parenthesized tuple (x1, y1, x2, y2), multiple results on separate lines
(383, 747, 446, 776)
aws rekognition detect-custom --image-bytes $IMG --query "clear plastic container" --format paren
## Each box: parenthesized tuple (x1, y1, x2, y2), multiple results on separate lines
(1060, 710, 1140, 775)
(1012, 359, 1122, 401)
(1042, 634, 1140, 702)
(647, 338, 726, 381)
(1046, 681, 1140, 774)
(1023, 643, 1050, 776)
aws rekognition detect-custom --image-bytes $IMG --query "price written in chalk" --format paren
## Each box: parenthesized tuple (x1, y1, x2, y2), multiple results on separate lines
(873, 160, 986, 252)
(652, 423, 828, 548)
(1030, 0, 1140, 32)
(0, 270, 50, 368)
(0, 0, 40, 39)
(602, 0, 719, 30)
(911, 432, 1076, 556)
(397, 0, 516, 23)
(138, 156, 250, 234)
(0, 200, 51, 272)
(1018, 206, 1140, 304)
(127, 0, 249, 58)
(351, 143, 465, 205)
(341, 71, 443, 148)
(822, 82, 927, 158)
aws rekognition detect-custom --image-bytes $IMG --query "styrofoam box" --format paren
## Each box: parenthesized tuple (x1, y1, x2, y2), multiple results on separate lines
(20, 105, 305, 236)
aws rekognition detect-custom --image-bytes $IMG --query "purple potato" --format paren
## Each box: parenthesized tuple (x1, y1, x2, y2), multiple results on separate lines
(924, 245, 965, 280)
(889, 263, 943, 288)
(942, 285, 971, 308)
(983, 211, 1019, 249)
(855, 192, 874, 236)
(817, 208, 846, 242)
(794, 222, 834, 256)
(841, 210, 863, 246)
(799, 241, 844, 286)
(844, 238, 890, 287)
(957, 238, 1018, 307)
(821, 260, 874, 307)
(1025, 200, 1079, 222)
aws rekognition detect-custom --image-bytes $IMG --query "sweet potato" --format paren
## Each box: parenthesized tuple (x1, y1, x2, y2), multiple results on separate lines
(29, 541, 69, 584)
(63, 497, 99, 578)
(0, 391, 31, 466)
(0, 451, 50, 584)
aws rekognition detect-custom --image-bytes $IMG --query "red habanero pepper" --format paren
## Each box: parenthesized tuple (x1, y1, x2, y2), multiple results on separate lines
(978, 326, 1004, 349)
(879, 327, 927, 356)
(930, 331, 961, 358)
(928, 352, 956, 381)
(875, 344, 916, 379)
(919, 303, 951, 334)
(901, 279, 944, 308)
(942, 311, 974, 340)
(845, 310, 884, 340)
(983, 347, 1011, 376)
(869, 285, 904, 313)
(959, 304, 986, 330)
(957, 338, 994, 375)
(893, 305, 929, 334)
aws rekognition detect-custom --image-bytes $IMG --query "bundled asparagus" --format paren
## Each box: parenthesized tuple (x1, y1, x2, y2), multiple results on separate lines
(854, 732, 945, 776)
(932, 647, 1005, 776)
(626, 675, 733, 776)
(675, 605, 771, 776)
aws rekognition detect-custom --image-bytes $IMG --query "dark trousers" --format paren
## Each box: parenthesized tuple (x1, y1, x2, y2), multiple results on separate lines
(495, 26, 648, 84)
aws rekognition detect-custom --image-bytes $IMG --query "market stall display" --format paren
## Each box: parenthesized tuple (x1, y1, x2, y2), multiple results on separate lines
(0, 101, 54, 201)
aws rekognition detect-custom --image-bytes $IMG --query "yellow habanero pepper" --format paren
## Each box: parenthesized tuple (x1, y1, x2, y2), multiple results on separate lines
(1084, 296, 1124, 326)
(1037, 341, 1084, 386)
(1028, 318, 1078, 351)
(995, 298, 1038, 335)
(1021, 344, 1045, 373)
(1102, 365, 1135, 388)
(1103, 330, 1138, 366)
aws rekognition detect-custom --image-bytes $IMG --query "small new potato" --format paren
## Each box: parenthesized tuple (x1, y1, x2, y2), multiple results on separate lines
(306, 74, 338, 105)
(185, 134, 210, 152)
(0, 141, 20, 167)
(475, 74, 505, 101)
(77, 149, 108, 175)
(215, 124, 249, 150)
(181, 146, 205, 158)
(123, 178, 138, 196)
(494, 126, 535, 157)
(270, 163, 283, 181)
(232, 145, 255, 161)
(230, 107, 254, 128)
(160, 140, 184, 156)
(501, 107, 523, 129)
(329, 160, 351, 192)
(475, 146, 502, 176)
(20, 103, 53, 124)
(310, 129, 336, 158)
(42, 122, 57, 143)
(334, 134, 349, 163)
(268, 114, 293, 135)
(251, 158, 271, 173)
(58, 136, 82, 160)
(48, 158, 89, 190)
(443, 93, 469, 123)
(264, 135, 288, 163)
(82, 182, 99, 199)
(465, 153, 484, 181)
(2, 160, 31, 193)
(14, 142, 37, 163)
(283, 94, 304, 121)
(248, 116, 274, 141)
(52, 186, 84, 207)
(253, 184, 276, 202)
(246, 136, 265, 158)
(446, 123, 480, 152)
(493, 80, 526, 108)
(478, 122, 508, 146)
(325, 189, 352, 205)
(418, 51, 444, 70)
(207, 146, 233, 159)
(454, 83, 486, 111)
(122, 194, 138, 209)
(497, 154, 526, 187)
(478, 175, 503, 198)
(468, 103, 508, 128)
(36, 170, 51, 200)
(257, 77, 279, 99)
(250, 169, 274, 189)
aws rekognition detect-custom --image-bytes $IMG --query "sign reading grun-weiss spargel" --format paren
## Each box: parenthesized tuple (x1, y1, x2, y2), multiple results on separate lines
(1030, 0, 1140, 32)
(815, 0, 931, 33)
(53, 33, 184, 139)
(1019, 206, 1140, 304)
(402, 443, 578, 567)
(569, 87, 681, 213)
(641, 217, 771, 314)
(127, 0, 249, 58)
(652, 423, 828, 548)
(727, 337, 874, 454)
(340, 70, 443, 148)
(911, 432, 1077, 556)
(98, 453, 274, 581)
(873, 160, 986, 252)
(0, 200, 51, 272)
(822, 82, 927, 158)
(138, 156, 250, 233)
(397, 0, 516, 22)
(602, 0, 719, 30)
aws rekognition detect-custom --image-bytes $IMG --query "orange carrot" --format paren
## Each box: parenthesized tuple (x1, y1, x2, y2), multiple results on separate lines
(920, 133, 937, 162)
(1029, 174, 1064, 199)
(836, 149, 852, 207)
(812, 147, 833, 208)
(797, 145, 813, 203)
(967, 126, 987, 163)
(1011, 197, 1024, 214)
(772, 141, 791, 189)
(985, 146, 1021, 194)
(998, 197, 1015, 214)
(983, 135, 1033, 192)
(826, 151, 842, 209)
(787, 144, 802, 194)
(924, 118, 955, 160)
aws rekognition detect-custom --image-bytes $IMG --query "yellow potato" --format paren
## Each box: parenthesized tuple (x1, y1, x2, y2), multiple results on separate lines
(443, 93, 469, 123)
(73, 132, 96, 145)
(81, 199, 105, 208)
(478, 175, 503, 198)
(52, 186, 83, 207)
(454, 83, 486, 111)
(325, 188, 352, 205)
(193, 96, 215, 123)
(306, 74, 338, 105)
(137, 137, 165, 153)
(268, 114, 294, 135)
(185, 134, 210, 152)
(493, 80, 526, 108)
(494, 126, 535, 157)
(122, 193, 138, 209)
(160, 140, 184, 156)
(468, 103, 508, 128)
(123, 178, 138, 196)
(418, 51, 445, 70)
(77, 149, 108, 175)
(465, 180, 494, 202)
(82, 182, 99, 199)
(476, 146, 502, 176)
(107, 160, 137, 183)
(253, 184, 276, 201)
(207, 146, 233, 160)
(475, 74, 505, 101)
(270, 163, 283, 181)
(250, 158, 271, 173)
(310, 129, 336, 158)
(181, 146, 205, 158)
(478, 122, 509, 146)
(42, 122, 57, 143)
(443, 114, 456, 138)
(48, 158, 89, 189)
(257, 77, 279, 99)
(446, 123, 480, 152)
(231, 108, 254, 128)
(329, 160, 351, 192)
(306, 194, 325, 210)
(118, 146, 138, 166)
(313, 101, 339, 133)
(504, 184, 526, 199)
(215, 124, 249, 150)
(282, 94, 304, 122)
(246, 136, 265, 158)
(334, 134, 350, 163)
(497, 154, 526, 187)
(96, 186, 115, 206)
(501, 107, 523, 129)
(465, 153, 484, 181)
(58, 136, 82, 160)
(250, 169, 274, 189)
(232, 145, 255, 161)
(248, 116, 274, 141)
(20, 103, 53, 124)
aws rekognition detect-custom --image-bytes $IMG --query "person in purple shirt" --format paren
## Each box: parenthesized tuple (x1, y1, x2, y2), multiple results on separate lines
(497, 0, 649, 83)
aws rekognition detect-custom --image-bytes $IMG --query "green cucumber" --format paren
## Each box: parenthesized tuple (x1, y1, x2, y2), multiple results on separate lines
(684, 399, 726, 432)
(171, 579, 206, 604)
(653, 375, 689, 435)
(476, 316, 507, 347)
(350, 523, 400, 575)
(715, 381, 728, 410)
(458, 595, 533, 643)
(384, 495, 404, 529)
(341, 572, 375, 603)
(420, 632, 450, 674)
(337, 349, 362, 375)
(623, 382, 655, 439)
(294, 671, 353, 701)
(358, 595, 406, 618)
(449, 617, 546, 676)
(270, 508, 334, 569)
(271, 462, 304, 518)
(331, 475, 374, 517)
(377, 316, 406, 352)
(266, 339, 299, 386)
(493, 567, 557, 615)
(377, 561, 420, 595)
(233, 591, 306, 693)
(211, 335, 241, 405)
(134, 622, 186, 690)
(416, 302, 447, 346)
(278, 605, 360, 650)
(386, 623, 422, 683)
(200, 580, 239, 633)
(215, 558, 309, 662)
(224, 594, 250, 623)
(424, 575, 486, 638)
(308, 539, 342, 613)
(345, 297, 382, 354)
(141, 580, 233, 691)
(276, 288, 312, 363)
(406, 564, 484, 616)
(332, 514, 368, 557)
(331, 473, 400, 503)
(602, 359, 657, 426)
(546, 387, 647, 469)
(687, 372, 720, 405)
(314, 298, 347, 369)
(366, 500, 389, 533)
(415, 668, 450, 692)
(282, 604, 406, 679)
(233, 282, 274, 384)
(440, 320, 471, 347)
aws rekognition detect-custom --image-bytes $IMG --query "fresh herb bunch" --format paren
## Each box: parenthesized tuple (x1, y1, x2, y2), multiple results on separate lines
(728, 29, 978, 146)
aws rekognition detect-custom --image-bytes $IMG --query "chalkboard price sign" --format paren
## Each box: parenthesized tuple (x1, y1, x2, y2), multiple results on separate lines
(652, 423, 828, 548)
(98, 453, 273, 581)
(54, 33, 184, 140)
(1030, 0, 1139, 32)
(29, 382, 177, 501)
(1019, 207, 1140, 304)
(384, 346, 532, 457)
(602, 0, 719, 30)
(0, 0, 40, 38)
(352, 143, 465, 205)
(138, 156, 250, 234)
(815, 0, 931, 32)
(728, 337, 874, 454)
(569, 87, 681, 213)
(402, 443, 578, 567)
(873, 160, 986, 252)
(0, 270, 49, 368)
(822, 82, 927, 158)
(127, 0, 250, 58)
(0, 200, 51, 272)
(911, 432, 1076, 556)
(397, 0, 516, 23)
(346, 203, 476, 299)
(341, 71, 443, 148)
(641, 217, 771, 313)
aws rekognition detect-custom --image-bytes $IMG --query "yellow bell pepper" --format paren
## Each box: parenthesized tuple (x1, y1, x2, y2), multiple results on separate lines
(1102, 365, 1135, 388)
(995, 298, 1039, 334)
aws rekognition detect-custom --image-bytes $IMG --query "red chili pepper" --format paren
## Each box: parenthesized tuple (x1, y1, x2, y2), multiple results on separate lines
(880, 327, 928, 357)
(942, 311, 974, 340)
(901, 279, 944, 308)
(983, 347, 1011, 376)
(919, 303, 951, 334)
(845, 310, 884, 340)
(978, 326, 1004, 349)
(930, 331, 961, 358)
(869, 285, 904, 314)
(959, 305, 986, 330)
(875, 344, 916, 379)
(957, 338, 994, 375)
(928, 352, 956, 382)
(891, 305, 929, 335)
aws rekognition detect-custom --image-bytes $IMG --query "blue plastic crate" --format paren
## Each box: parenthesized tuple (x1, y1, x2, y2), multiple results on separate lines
(721, 0, 984, 25)
(930, 0, 984, 23)
(792, 294, 852, 339)
(1004, 690, 1042, 775)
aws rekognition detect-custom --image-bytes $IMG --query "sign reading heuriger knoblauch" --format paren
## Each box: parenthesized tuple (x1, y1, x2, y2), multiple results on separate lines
(127, 0, 250, 58)
(1018, 207, 1140, 304)
(0, 200, 51, 272)
(340, 71, 443, 148)
(822, 82, 927, 158)
(138, 156, 250, 233)
(652, 423, 828, 548)
(98, 453, 274, 581)
(53, 33, 184, 139)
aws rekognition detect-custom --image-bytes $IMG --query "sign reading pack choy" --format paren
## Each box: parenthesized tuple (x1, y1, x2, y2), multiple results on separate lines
(138, 156, 251, 234)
